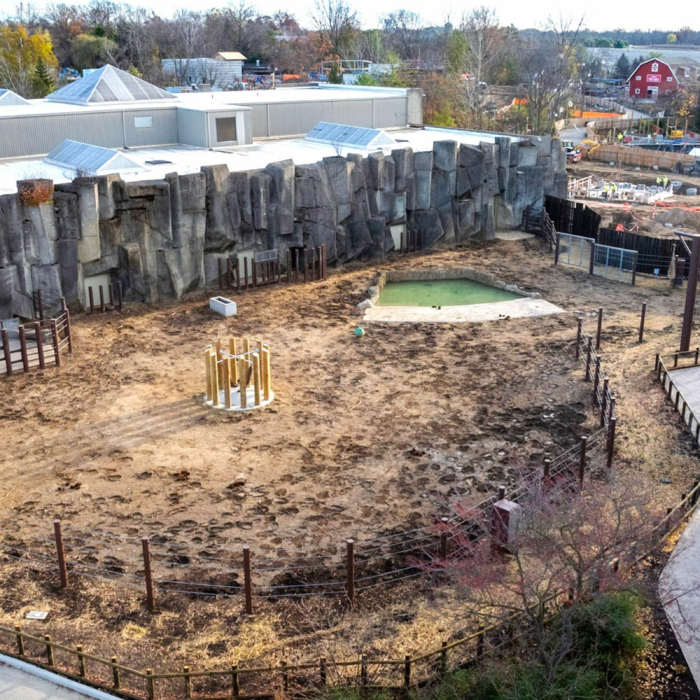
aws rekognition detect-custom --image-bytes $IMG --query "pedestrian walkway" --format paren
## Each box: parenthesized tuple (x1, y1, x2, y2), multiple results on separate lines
(0, 659, 113, 699)
(661, 507, 700, 685)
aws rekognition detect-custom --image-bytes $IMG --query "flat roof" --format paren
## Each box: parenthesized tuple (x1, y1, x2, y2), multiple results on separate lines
(0, 85, 411, 120)
(0, 126, 524, 195)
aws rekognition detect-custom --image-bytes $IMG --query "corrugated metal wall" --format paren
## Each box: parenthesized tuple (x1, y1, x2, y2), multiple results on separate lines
(177, 109, 208, 148)
(253, 96, 408, 139)
(124, 109, 179, 147)
(0, 112, 124, 158)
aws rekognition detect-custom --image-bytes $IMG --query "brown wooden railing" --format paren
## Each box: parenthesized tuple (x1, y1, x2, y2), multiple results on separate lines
(0, 298, 72, 378)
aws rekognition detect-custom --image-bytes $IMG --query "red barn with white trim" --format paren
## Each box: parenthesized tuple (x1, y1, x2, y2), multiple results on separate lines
(629, 59, 679, 99)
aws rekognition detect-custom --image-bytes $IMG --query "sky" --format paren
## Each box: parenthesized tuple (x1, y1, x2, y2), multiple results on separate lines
(74, 0, 699, 33)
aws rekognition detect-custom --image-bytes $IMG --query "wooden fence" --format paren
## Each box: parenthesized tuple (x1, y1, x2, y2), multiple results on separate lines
(656, 350, 700, 447)
(587, 144, 697, 171)
(0, 298, 72, 378)
(217, 246, 327, 292)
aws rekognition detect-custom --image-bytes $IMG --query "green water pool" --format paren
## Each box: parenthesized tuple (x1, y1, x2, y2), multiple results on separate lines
(376, 279, 522, 307)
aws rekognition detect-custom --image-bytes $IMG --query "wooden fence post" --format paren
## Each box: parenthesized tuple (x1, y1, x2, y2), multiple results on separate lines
(14, 626, 24, 656)
(346, 538, 355, 606)
(243, 545, 253, 614)
(593, 357, 601, 404)
(585, 336, 593, 382)
(99, 285, 105, 313)
(34, 322, 45, 370)
(639, 302, 647, 343)
(18, 326, 29, 372)
(578, 436, 587, 489)
(54, 520, 68, 588)
(631, 251, 638, 286)
(44, 635, 54, 667)
(600, 378, 609, 427)
(543, 458, 551, 483)
(232, 664, 240, 698)
(440, 641, 447, 675)
(554, 233, 560, 265)
(117, 282, 123, 311)
(76, 645, 86, 677)
(319, 657, 327, 686)
(596, 307, 603, 350)
(589, 242, 596, 275)
(61, 298, 73, 354)
(142, 537, 155, 611)
(112, 657, 121, 690)
(404, 655, 411, 688)
(607, 417, 616, 469)
(146, 669, 155, 700)
(183, 666, 191, 698)
(51, 320, 61, 368)
(2, 329, 12, 376)
(575, 318, 582, 360)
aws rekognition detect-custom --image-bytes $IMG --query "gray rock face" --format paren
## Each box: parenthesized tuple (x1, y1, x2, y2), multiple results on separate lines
(0, 136, 561, 315)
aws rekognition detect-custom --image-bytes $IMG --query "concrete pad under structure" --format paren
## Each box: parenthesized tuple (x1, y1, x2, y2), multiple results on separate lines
(668, 366, 700, 418)
(363, 297, 564, 324)
(495, 231, 535, 241)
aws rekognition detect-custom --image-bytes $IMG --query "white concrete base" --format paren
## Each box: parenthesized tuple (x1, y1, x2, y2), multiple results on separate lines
(495, 231, 535, 241)
(363, 297, 565, 324)
(205, 386, 274, 411)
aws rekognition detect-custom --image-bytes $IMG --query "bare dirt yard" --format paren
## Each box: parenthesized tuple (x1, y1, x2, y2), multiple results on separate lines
(0, 236, 698, 694)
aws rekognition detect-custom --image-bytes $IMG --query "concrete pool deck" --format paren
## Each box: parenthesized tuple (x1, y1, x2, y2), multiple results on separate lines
(363, 296, 565, 323)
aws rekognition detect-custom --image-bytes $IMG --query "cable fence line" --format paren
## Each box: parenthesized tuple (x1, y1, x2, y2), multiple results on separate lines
(0, 314, 620, 612)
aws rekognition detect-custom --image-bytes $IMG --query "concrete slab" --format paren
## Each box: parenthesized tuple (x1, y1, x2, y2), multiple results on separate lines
(660, 507, 700, 684)
(669, 366, 700, 414)
(495, 231, 535, 241)
(0, 659, 110, 699)
(362, 296, 564, 324)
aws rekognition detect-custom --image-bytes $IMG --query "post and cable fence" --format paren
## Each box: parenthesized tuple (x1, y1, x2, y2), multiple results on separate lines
(0, 312, 619, 608)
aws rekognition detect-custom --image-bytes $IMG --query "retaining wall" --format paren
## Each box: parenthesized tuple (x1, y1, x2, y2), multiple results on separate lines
(0, 136, 567, 317)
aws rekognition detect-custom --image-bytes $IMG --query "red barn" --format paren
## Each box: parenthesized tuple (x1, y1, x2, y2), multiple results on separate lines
(629, 59, 679, 100)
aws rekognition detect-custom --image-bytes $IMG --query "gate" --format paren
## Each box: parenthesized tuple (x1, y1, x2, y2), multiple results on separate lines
(555, 233, 638, 285)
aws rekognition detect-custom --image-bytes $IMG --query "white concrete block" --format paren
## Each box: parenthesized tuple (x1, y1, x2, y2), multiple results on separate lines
(210, 296, 237, 317)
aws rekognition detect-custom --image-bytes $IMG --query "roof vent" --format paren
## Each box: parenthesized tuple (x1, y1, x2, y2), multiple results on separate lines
(305, 122, 397, 150)
(45, 140, 142, 174)
(46, 64, 176, 105)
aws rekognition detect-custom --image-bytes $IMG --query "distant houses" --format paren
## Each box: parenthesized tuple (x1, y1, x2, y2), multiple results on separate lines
(162, 52, 247, 89)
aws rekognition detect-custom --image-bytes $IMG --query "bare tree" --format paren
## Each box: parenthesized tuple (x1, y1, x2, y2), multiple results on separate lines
(382, 10, 425, 61)
(310, 0, 358, 58)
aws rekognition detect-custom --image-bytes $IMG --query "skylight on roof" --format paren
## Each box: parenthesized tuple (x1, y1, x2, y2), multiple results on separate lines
(46, 64, 176, 105)
(45, 140, 142, 174)
(0, 89, 31, 107)
(305, 122, 397, 150)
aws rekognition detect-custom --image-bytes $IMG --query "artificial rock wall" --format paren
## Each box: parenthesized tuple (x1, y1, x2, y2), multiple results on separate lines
(0, 134, 566, 318)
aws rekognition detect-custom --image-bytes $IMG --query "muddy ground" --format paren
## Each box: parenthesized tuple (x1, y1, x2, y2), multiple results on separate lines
(0, 237, 698, 694)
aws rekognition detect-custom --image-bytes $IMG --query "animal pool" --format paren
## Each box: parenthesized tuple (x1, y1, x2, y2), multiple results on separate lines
(376, 279, 522, 307)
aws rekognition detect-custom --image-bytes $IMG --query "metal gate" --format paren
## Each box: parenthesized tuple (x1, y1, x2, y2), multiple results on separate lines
(555, 233, 638, 285)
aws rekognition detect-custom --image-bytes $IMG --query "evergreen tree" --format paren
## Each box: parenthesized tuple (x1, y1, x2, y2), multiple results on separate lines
(693, 88, 700, 133)
(327, 62, 343, 84)
(615, 53, 630, 80)
(31, 58, 54, 97)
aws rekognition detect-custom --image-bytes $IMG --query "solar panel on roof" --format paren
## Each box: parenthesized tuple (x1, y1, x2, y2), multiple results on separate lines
(305, 122, 397, 150)
(47, 65, 176, 105)
(45, 140, 142, 174)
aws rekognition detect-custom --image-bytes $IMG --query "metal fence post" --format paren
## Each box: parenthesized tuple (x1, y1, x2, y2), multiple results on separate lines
(142, 537, 155, 611)
(631, 251, 638, 286)
(600, 378, 609, 427)
(579, 436, 587, 489)
(585, 336, 593, 381)
(589, 242, 596, 275)
(54, 520, 68, 588)
(575, 318, 582, 360)
(607, 417, 617, 469)
(346, 538, 355, 606)
(243, 545, 253, 614)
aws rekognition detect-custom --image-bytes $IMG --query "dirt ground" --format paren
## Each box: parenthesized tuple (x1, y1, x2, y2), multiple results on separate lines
(0, 237, 699, 693)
